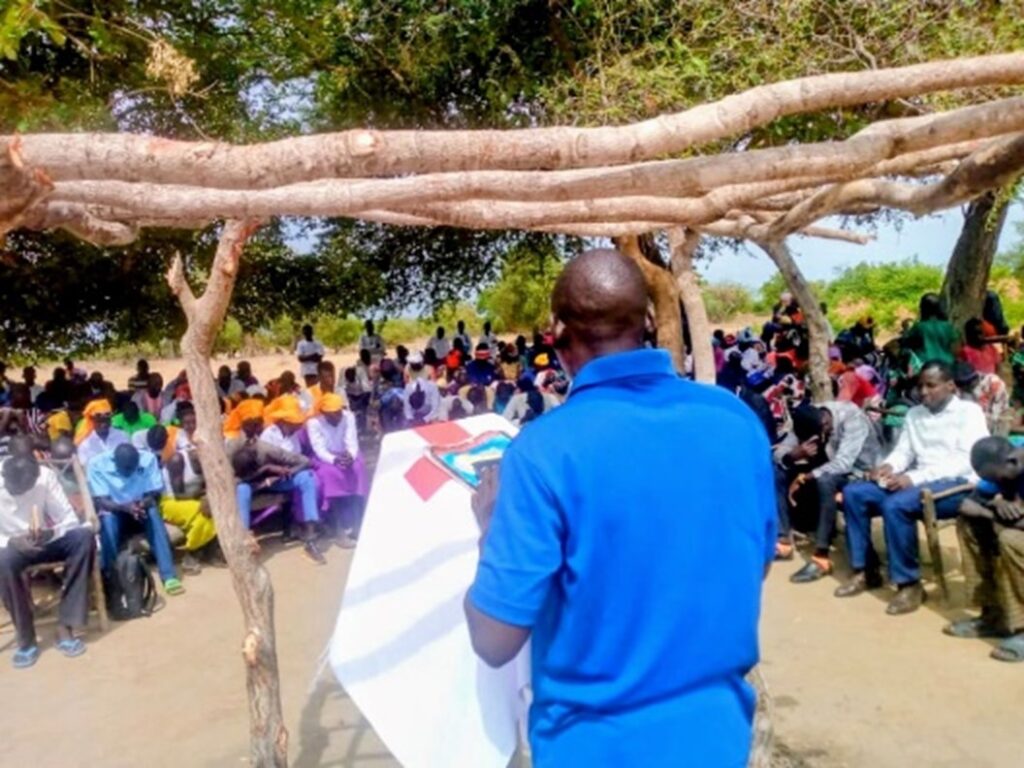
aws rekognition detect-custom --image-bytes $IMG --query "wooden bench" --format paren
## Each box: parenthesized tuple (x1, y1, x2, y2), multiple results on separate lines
(920, 483, 974, 604)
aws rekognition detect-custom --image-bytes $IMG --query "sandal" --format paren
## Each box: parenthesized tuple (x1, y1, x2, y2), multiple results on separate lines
(163, 577, 186, 596)
(774, 541, 795, 561)
(55, 637, 86, 658)
(12, 646, 40, 669)
(943, 615, 1007, 639)
(991, 632, 1024, 663)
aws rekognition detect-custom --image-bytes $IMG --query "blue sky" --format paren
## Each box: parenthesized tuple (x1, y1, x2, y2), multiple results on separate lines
(697, 203, 1024, 291)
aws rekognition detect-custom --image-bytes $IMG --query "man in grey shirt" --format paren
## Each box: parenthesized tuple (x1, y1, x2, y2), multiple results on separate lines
(775, 400, 881, 582)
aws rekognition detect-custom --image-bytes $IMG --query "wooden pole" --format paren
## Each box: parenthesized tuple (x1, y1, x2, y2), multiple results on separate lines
(166, 220, 290, 768)
(758, 240, 832, 403)
(668, 228, 715, 383)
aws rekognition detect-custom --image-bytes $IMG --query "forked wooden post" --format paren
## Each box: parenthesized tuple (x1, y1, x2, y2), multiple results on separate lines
(166, 220, 289, 768)
(759, 240, 832, 403)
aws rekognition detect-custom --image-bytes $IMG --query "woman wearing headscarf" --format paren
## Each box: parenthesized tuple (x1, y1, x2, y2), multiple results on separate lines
(261, 395, 307, 453)
(302, 393, 368, 547)
(74, 398, 129, 467)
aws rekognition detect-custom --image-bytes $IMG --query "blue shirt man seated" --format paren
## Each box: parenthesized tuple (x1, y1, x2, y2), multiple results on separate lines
(87, 443, 184, 596)
(465, 248, 776, 768)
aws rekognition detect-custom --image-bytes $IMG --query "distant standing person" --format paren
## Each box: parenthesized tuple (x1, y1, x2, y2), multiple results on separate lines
(359, 320, 386, 362)
(454, 320, 472, 353)
(296, 324, 326, 387)
(905, 293, 960, 367)
(465, 249, 775, 767)
(478, 320, 499, 357)
(427, 326, 450, 360)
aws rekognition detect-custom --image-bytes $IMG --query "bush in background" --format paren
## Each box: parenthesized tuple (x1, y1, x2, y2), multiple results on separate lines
(702, 282, 754, 323)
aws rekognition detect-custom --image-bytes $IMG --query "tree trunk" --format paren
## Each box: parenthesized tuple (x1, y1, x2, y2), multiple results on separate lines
(166, 220, 290, 768)
(614, 234, 685, 373)
(668, 228, 715, 383)
(941, 190, 1010, 331)
(758, 240, 831, 403)
(747, 667, 775, 768)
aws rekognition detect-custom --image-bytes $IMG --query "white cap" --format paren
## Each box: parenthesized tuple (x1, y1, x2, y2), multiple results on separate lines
(408, 352, 424, 365)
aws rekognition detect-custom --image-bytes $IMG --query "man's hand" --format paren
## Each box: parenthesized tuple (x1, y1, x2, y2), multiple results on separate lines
(788, 474, 808, 506)
(870, 464, 894, 483)
(472, 466, 499, 536)
(336, 452, 354, 469)
(789, 436, 820, 462)
(991, 495, 1024, 525)
(9, 533, 43, 556)
(884, 473, 914, 491)
(959, 497, 994, 520)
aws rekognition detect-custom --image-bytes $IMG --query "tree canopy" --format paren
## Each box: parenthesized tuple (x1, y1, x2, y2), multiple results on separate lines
(2, 1, 1024, 355)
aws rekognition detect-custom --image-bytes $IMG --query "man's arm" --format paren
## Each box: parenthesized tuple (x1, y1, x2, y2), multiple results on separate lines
(465, 449, 563, 669)
(92, 496, 134, 514)
(41, 468, 84, 530)
(262, 442, 311, 472)
(307, 421, 336, 464)
(883, 412, 914, 476)
(813, 411, 869, 479)
(464, 596, 530, 669)
(343, 412, 359, 458)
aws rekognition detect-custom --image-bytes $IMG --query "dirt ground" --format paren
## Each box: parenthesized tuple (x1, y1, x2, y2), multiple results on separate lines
(0, 521, 1020, 768)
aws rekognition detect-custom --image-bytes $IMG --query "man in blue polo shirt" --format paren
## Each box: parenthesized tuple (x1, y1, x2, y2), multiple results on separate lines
(465, 248, 776, 767)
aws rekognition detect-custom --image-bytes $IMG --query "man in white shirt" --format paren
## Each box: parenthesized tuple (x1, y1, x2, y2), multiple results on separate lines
(0, 450, 94, 668)
(358, 319, 385, 362)
(478, 320, 499, 357)
(76, 399, 129, 467)
(836, 360, 989, 615)
(404, 356, 442, 424)
(426, 326, 450, 360)
(306, 394, 367, 546)
(296, 324, 326, 387)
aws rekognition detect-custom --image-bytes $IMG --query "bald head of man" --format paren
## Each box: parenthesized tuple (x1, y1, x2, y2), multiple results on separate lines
(551, 248, 650, 377)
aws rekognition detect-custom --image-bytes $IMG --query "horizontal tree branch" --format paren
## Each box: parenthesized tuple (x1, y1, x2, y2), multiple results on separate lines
(5, 53, 1024, 184)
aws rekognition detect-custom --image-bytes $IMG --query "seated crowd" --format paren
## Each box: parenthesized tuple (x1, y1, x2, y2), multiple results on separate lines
(6, 297, 1024, 669)
(0, 320, 567, 668)
(715, 289, 1024, 663)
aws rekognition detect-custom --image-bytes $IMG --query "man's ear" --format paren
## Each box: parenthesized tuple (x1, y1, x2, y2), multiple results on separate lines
(644, 303, 656, 336)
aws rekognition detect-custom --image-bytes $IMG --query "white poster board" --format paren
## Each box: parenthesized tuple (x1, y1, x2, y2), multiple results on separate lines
(329, 414, 528, 768)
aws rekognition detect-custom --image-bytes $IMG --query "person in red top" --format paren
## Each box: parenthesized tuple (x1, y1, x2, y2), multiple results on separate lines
(962, 318, 1001, 376)
(836, 365, 878, 407)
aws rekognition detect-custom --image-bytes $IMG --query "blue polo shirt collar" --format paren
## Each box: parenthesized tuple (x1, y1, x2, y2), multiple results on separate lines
(569, 348, 676, 396)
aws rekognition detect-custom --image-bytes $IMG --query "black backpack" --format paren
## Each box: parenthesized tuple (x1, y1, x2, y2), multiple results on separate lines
(105, 549, 158, 620)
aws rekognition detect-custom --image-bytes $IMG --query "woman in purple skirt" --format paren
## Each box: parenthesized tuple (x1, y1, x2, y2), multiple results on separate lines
(300, 393, 368, 547)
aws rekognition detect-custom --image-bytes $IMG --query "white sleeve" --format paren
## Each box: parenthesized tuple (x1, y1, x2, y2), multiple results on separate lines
(315, 342, 325, 356)
(503, 394, 522, 424)
(42, 469, 82, 534)
(307, 420, 335, 463)
(427, 385, 442, 422)
(883, 412, 914, 475)
(343, 411, 359, 458)
(908, 402, 989, 485)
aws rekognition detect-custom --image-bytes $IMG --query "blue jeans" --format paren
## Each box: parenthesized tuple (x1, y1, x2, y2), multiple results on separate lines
(236, 469, 319, 529)
(99, 505, 178, 582)
(842, 478, 969, 585)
